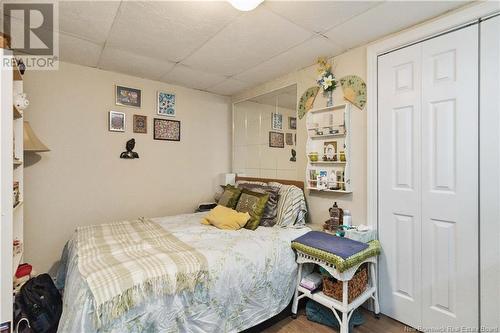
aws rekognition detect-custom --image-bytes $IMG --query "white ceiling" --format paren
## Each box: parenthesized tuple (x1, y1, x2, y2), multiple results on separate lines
(3, 1, 470, 96)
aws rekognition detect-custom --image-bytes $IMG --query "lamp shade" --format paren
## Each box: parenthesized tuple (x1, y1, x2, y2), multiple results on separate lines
(23, 121, 50, 152)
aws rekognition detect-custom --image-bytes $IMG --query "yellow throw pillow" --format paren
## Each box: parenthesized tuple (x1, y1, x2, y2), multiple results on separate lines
(201, 205, 250, 230)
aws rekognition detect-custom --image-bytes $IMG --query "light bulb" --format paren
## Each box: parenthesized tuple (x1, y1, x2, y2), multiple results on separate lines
(228, 0, 264, 11)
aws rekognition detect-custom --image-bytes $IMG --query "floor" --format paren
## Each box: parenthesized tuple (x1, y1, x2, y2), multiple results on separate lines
(262, 308, 411, 333)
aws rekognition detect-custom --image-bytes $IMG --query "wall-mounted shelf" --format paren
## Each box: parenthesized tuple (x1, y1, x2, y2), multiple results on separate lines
(308, 188, 352, 194)
(309, 104, 348, 114)
(13, 160, 23, 167)
(310, 133, 346, 139)
(306, 103, 352, 194)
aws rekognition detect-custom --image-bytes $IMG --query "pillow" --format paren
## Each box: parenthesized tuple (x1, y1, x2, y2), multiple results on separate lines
(268, 183, 308, 227)
(235, 189, 269, 230)
(201, 205, 250, 230)
(217, 185, 242, 209)
(237, 183, 280, 227)
(235, 180, 267, 187)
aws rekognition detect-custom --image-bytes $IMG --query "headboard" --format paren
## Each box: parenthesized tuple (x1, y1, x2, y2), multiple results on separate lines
(235, 176, 305, 191)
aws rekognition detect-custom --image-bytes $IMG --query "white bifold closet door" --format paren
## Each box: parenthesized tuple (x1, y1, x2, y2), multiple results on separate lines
(480, 14, 500, 329)
(378, 24, 479, 329)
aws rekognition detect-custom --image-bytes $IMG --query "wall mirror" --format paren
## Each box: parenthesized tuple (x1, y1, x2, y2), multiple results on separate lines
(233, 84, 298, 180)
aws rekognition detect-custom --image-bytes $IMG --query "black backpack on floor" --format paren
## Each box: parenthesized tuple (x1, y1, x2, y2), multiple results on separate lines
(18, 274, 62, 333)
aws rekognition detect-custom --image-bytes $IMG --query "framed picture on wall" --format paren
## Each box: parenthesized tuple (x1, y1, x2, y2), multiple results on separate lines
(269, 131, 284, 148)
(109, 111, 125, 132)
(286, 132, 294, 145)
(157, 91, 176, 117)
(271, 113, 283, 130)
(154, 118, 180, 141)
(115, 85, 141, 108)
(133, 115, 147, 134)
(289, 116, 297, 130)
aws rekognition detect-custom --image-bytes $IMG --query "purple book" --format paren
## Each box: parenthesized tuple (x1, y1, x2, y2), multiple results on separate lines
(292, 231, 368, 259)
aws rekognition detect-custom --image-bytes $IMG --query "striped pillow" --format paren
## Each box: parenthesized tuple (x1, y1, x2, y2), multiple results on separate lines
(268, 182, 307, 227)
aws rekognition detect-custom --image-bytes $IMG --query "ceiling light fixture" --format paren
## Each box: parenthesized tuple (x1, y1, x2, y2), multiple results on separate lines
(228, 0, 264, 11)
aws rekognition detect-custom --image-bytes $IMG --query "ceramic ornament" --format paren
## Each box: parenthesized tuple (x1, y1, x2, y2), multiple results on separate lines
(339, 75, 367, 110)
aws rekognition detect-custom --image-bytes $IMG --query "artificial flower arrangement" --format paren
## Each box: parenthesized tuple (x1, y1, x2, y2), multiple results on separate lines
(316, 57, 337, 106)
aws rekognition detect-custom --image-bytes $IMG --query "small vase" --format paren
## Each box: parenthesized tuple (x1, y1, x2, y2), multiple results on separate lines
(326, 90, 333, 107)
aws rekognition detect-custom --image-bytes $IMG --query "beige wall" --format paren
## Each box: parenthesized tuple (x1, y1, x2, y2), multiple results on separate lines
(233, 46, 367, 228)
(23, 62, 231, 272)
(233, 101, 297, 180)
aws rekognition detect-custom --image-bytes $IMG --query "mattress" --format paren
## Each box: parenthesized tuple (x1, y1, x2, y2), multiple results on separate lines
(57, 212, 309, 333)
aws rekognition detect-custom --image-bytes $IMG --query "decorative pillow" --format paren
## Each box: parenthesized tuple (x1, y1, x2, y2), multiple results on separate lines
(268, 183, 308, 227)
(235, 189, 269, 230)
(237, 183, 280, 227)
(235, 180, 267, 187)
(217, 185, 242, 209)
(201, 205, 250, 230)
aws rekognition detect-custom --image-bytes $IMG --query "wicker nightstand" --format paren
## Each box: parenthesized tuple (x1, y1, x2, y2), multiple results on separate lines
(291, 236, 380, 333)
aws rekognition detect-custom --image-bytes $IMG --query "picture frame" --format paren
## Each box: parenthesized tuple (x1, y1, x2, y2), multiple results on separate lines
(285, 132, 294, 146)
(289, 116, 297, 130)
(154, 118, 180, 141)
(269, 131, 284, 148)
(157, 91, 176, 117)
(109, 111, 125, 132)
(324, 140, 338, 161)
(271, 112, 283, 130)
(133, 115, 147, 134)
(115, 85, 141, 108)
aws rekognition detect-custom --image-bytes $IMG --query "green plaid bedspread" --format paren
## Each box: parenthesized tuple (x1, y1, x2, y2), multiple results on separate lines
(77, 218, 207, 327)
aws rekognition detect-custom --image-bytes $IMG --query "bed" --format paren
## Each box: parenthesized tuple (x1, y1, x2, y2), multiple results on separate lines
(56, 177, 309, 333)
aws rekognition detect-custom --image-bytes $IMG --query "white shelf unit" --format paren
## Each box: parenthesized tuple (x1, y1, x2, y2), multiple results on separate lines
(0, 48, 24, 330)
(306, 103, 352, 194)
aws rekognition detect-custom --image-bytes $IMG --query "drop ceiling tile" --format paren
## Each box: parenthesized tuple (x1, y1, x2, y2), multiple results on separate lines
(160, 64, 226, 91)
(106, 1, 240, 63)
(325, 1, 469, 50)
(208, 78, 254, 96)
(264, 1, 381, 33)
(234, 36, 342, 85)
(58, 1, 120, 44)
(98, 46, 175, 81)
(59, 33, 102, 67)
(182, 6, 313, 76)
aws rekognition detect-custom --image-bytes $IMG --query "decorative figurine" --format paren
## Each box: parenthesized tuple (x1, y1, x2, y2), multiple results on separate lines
(290, 149, 296, 162)
(120, 138, 139, 159)
(14, 93, 29, 110)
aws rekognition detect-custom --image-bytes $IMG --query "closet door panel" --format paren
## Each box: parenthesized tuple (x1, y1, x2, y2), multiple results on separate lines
(378, 43, 422, 328)
(480, 15, 500, 329)
(421, 25, 478, 329)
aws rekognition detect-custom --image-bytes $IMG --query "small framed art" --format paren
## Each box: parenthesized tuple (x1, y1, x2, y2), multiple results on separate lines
(285, 132, 294, 146)
(133, 115, 147, 134)
(289, 116, 297, 130)
(271, 112, 283, 130)
(154, 118, 180, 141)
(109, 111, 125, 132)
(157, 91, 176, 117)
(115, 85, 141, 108)
(269, 131, 284, 148)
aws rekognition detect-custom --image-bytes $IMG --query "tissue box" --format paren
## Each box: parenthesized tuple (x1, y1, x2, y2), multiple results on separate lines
(344, 228, 376, 243)
(300, 272, 323, 291)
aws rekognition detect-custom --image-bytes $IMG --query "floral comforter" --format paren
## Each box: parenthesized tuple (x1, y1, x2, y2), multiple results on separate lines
(57, 212, 309, 333)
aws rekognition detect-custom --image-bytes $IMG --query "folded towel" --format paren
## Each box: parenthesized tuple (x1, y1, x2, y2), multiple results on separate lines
(292, 231, 368, 259)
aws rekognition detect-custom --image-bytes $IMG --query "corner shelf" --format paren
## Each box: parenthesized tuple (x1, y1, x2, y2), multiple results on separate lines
(13, 63, 23, 81)
(13, 105, 23, 119)
(306, 102, 352, 194)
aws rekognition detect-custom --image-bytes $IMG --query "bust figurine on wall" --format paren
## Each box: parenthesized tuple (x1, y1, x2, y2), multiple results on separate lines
(120, 138, 139, 159)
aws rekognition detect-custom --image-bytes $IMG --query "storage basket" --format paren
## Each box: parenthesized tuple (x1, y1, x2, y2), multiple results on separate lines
(322, 265, 368, 302)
